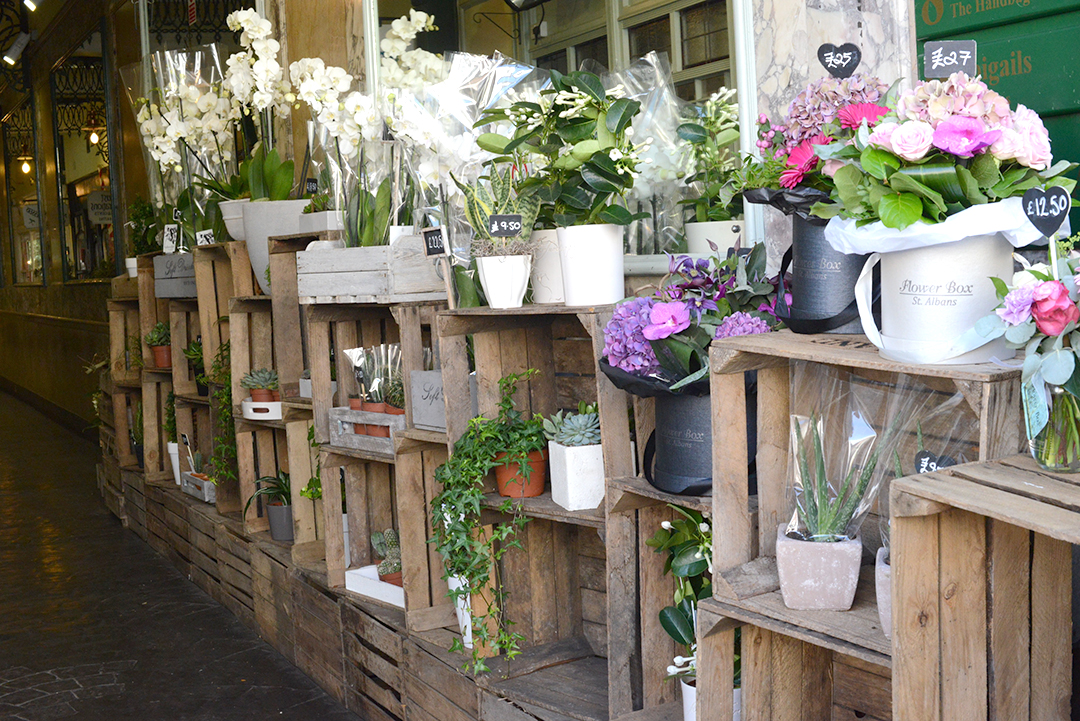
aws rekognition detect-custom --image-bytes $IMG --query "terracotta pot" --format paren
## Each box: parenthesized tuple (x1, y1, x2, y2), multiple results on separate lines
(349, 397, 367, 435)
(494, 450, 547, 498)
(379, 570, 403, 587)
(151, 344, 172, 369)
(250, 388, 276, 403)
(364, 400, 389, 438)
(386, 405, 406, 416)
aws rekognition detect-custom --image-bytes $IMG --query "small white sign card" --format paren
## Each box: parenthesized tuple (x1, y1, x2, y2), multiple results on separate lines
(163, 224, 179, 254)
(195, 229, 215, 246)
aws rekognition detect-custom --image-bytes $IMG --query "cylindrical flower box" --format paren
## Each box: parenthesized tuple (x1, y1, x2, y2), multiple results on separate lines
(530, 229, 564, 304)
(789, 216, 866, 334)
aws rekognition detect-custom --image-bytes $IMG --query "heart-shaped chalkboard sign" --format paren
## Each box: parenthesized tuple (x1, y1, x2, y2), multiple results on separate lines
(1023, 186, 1072, 237)
(817, 43, 861, 78)
(914, 449, 958, 475)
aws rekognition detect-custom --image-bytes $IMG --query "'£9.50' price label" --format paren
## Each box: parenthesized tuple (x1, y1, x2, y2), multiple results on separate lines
(489, 214, 523, 238)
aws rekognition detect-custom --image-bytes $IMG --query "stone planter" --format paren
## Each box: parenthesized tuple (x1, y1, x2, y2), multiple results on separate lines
(219, 198, 249, 241)
(549, 442, 604, 511)
(244, 198, 307, 295)
(530, 229, 564, 304)
(266, 503, 294, 542)
(775, 524, 862, 611)
(298, 210, 344, 234)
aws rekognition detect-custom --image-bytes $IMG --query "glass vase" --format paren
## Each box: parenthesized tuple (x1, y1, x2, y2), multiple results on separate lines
(1025, 383, 1080, 473)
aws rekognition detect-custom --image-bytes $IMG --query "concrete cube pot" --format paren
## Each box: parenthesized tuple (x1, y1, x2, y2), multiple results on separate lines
(876, 546, 892, 639)
(549, 441, 604, 511)
(775, 524, 862, 611)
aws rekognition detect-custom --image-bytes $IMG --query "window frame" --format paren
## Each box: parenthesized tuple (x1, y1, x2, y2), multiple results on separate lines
(3, 90, 46, 287)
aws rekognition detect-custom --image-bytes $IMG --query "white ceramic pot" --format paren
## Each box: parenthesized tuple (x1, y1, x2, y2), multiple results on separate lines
(446, 573, 473, 649)
(855, 233, 1016, 364)
(684, 220, 744, 255)
(680, 679, 741, 721)
(125, 257, 138, 278)
(530, 229, 564, 304)
(876, 546, 891, 640)
(388, 225, 415, 245)
(549, 441, 604, 511)
(243, 199, 308, 295)
(476, 255, 532, 309)
(775, 524, 862, 611)
(219, 198, 250, 241)
(167, 441, 180, 486)
(298, 210, 344, 234)
(557, 224, 624, 306)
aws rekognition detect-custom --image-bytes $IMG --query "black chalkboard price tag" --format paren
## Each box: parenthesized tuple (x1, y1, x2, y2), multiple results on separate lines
(1022, 186, 1071, 237)
(422, 226, 448, 257)
(488, 214, 523, 238)
(817, 43, 861, 78)
(923, 40, 977, 79)
(305, 177, 319, 195)
(914, 449, 957, 475)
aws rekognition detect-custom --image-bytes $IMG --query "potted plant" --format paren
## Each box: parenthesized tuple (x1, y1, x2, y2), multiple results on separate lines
(385, 373, 406, 419)
(648, 508, 740, 721)
(676, 87, 743, 254)
(430, 370, 539, 670)
(242, 146, 304, 295)
(814, 71, 1076, 362)
(182, 340, 208, 396)
(246, 470, 293, 542)
(488, 372, 548, 499)
(181, 451, 217, 503)
(125, 196, 160, 277)
(457, 165, 541, 309)
(601, 245, 780, 495)
(144, 322, 172, 369)
(197, 165, 250, 242)
(164, 392, 180, 485)
(543, 402, 604, 511)
(477, 70, 646, 306)
(241, 368, 280, 403)
(299, 190, 344, 233)
(371, 528, 403, 586)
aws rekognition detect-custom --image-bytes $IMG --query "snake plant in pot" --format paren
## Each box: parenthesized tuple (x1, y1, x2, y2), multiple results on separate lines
(456, 165, 541, 309)
(543, 402, 604, 511)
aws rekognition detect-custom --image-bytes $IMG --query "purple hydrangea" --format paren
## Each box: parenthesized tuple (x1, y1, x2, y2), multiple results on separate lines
(603, 296, 660, 374)
(714, 312, 772, 339)
(996, 285, 1036, 326)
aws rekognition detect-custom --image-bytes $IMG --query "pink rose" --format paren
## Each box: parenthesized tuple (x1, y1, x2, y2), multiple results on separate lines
(867, 121, 898, 152)
(890, 121, 935, 161)
(1031, 281, 1079, 336)
(1011, 104, 1052, 170)
(990, 127, 1025, 163)
(822, 159, 845, 177)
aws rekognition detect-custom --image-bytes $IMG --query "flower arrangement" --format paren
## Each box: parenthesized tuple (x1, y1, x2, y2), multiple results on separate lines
(224, 8, 292, 144)
(677, 87, 742, 223)
(602, 243, 781, 391)
(977, 241, 1080, 469)
(379, 10, 448, 92)
(812, 71, 1075, 230)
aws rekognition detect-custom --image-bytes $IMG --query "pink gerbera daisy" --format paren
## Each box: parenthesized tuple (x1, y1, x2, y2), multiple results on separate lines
(837, 103, 889, 130)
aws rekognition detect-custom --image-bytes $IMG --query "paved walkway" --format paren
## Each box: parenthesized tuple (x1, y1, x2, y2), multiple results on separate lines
(0, 392, 358, 721)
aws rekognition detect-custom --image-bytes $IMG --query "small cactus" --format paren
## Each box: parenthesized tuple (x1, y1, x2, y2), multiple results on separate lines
(372, 528, 401, 576)
(241, 368, 279, 390)
(191, 451, 204, 473)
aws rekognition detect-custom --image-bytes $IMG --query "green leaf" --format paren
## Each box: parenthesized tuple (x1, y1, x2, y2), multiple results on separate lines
(606, 98, 640, 136)
(878, 192, 923, 230)
(595, 204, 638, 225)
(269, 159, 295, 201)
(581, 165, 622, 194)
(860, 146, 900, 181)
(975, 313, 1006, 340)
(659, 606, 695, 646)
(1005, 321, 1037, 345)
(991, 277, 1010, 299)
(477, 133, 510, 154)
(571, 139, 602, 162)
(890, 172, 946, 213)
(834, 164, 867, 213)
(969, 152, 1001, 189)
(955, 165, 988, 205)
(569, 71, 605, 103)
(893, 165, 955, 207)
(557, 117, 597, 144)
(677, 122, 708, 144)
(1042, 349, 1076, 385)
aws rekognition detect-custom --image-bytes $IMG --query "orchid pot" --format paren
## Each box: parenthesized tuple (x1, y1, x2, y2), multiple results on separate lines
(529, 229, 564, 304)
(775, 524, 862, 611)
(243, 199, 307, 295)
(476, 255, 532, 309)
(219, 198, 250, 241)
(684, 220, 743, 256)
(125, 258, 139, 278)
(298, 209, 344, 234)
(679, 679, 742, 721)
(388, 225, 415, 245)
(557, 224, 624, 306)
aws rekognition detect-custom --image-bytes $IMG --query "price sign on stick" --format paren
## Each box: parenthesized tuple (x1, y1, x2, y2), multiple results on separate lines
(923, 40, 977, 78)
(305, 178, 319, 194)
(1022, 186, 1071, 238)
(817, 43, 861, 78)
(423, 226, 457, 309)
(195, 229, 215, 246)
(488, 214, 523, 238)
(173, 207, 183, 222)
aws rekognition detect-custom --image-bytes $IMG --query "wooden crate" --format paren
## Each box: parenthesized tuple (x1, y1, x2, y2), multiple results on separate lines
(193, 241, 257, 379)
(121, 468, 147, 539)
(153, 252, 197, 299)
(290, 568, 346, 701)
(216, 521, 256, 629)
(187, 499, 222, 601)
(891, 455, 1074, 721)
(137, 253, 172, 370)
(268, 234, 317, 398)
(108, 298, 142, 387)
(401, 635, 478, 721)
(252, 543, 295, 661)
(145, 483, 189, 574)
(340, 596, 408, 720)
(141, 375, 174, 485)
(295, 238, 447, 305)
(169, 300, 203, 397)
(694, 331, 1024, 721)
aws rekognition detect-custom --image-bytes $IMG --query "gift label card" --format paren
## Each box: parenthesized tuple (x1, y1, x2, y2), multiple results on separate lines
(489, 214, 523, 238)
(195, 229, 215, 246)
(923, 40, 977, 78)
(1022, 186, 1071, 238)
(163, 224, 179, 254)
(1022, 379, 1050, 440)
(817, 43, 861, 78)
(422, 226, 448, 256)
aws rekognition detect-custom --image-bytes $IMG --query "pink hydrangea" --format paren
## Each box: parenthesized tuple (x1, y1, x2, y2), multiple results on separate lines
(1009, 104, 1053, 170)
(784, 73, 888, 149)
(714, 312, 772, 339)
(895, 72, 1012, 129)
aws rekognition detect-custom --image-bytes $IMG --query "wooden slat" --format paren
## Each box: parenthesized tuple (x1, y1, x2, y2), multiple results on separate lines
(1029, 533, 1072, 720)
(988, 520, 1031, 721)
(892, 513, 940, 721)
(938, 508, 987, 720)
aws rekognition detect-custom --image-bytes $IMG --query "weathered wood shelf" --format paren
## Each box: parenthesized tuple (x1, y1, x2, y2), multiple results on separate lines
(323, 443, 397, 465)
(609, 475, 711, 516)
(175, 393, 209, 406)
(480, 653, 609, 721)
(480, 492, 605, 529)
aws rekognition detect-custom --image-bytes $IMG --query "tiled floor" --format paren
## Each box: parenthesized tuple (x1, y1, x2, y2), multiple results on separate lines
(0, 391, 358, 720)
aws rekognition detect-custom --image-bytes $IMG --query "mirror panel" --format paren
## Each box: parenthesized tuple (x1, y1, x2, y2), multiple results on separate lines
(4, 96, 43, 285)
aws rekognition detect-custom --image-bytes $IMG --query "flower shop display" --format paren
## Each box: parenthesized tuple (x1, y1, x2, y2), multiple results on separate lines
(601, 245, 780, 495)
(677, 87, 743, 254)
(245, 470, 293, 542)
(430, 370, 541, 670)
(240, 367, 283, 420)
(543, 403, 604, 511)
(978, 239, 1080, 471)
(743, 72, 891, 334)
(815, 71, 1076, 364)
(457, 165, 541, 309)
(144, 322, 172, 369)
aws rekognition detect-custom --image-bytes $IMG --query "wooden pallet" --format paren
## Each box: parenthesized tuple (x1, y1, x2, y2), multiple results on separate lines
(291, 567, 346, 700)
(340, 596, 408, 720)
(891, 454, 1074, 721)
(217, 521, 256, 629)
(295, 236, 447, 305)
(253, 543, 295, 660)
(107, 297, 141, 387)
(694, 330, 1024, 721)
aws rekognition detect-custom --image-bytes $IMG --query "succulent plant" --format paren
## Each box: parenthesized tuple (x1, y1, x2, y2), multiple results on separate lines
(191, 451, 204, 474)
(144, 321, 171, 347)
(241, 368, 279, 390)
(182, 340, 203, 366)
(543, 403, 601, 447)
(372, 528, 401, 576)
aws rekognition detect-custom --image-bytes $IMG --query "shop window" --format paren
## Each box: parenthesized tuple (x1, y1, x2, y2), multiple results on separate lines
(681, 0, 727, 69)
(575, 35, 609, 71)
(628, 16, 670, 61)
(625, 0, 731, 101)
(3, 97, 43, 285)
(537, 49, 569, 75)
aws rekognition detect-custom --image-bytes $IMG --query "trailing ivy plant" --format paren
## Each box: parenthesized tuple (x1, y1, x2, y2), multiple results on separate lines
(207, 341, 236, 489)
(164, 391, 178, 444)
(430, 369, 544, 673)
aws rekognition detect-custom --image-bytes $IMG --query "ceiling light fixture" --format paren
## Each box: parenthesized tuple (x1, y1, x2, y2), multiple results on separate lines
(4, 32, 31, 66)
(23, 0, 36, 11)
